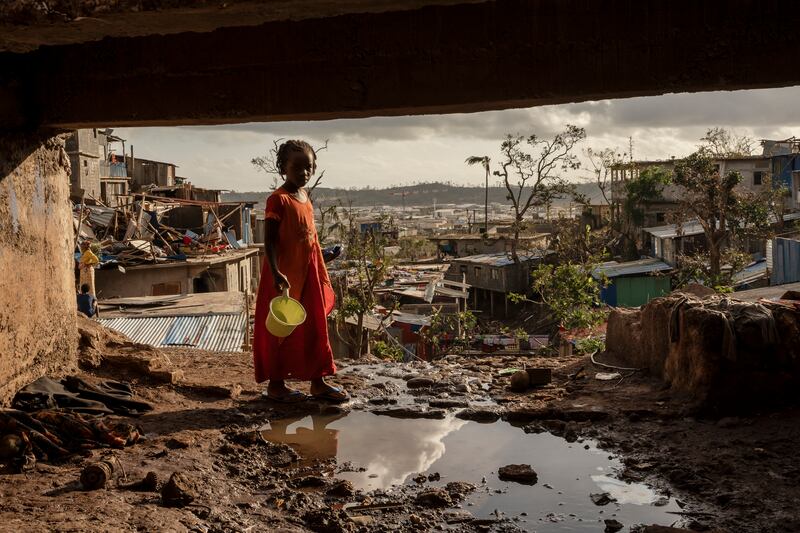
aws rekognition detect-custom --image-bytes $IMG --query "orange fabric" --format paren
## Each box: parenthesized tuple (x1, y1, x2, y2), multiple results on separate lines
(252, 187, 336, 383)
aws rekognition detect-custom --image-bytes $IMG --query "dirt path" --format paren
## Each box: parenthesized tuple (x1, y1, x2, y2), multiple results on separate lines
(0, 335, 796, 532)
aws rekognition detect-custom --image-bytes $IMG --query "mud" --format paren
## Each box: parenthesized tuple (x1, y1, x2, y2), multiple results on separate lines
(1, 331, 798, 532)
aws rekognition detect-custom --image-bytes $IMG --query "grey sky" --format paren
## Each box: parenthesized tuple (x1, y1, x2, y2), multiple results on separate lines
(113, 85, 800, 192)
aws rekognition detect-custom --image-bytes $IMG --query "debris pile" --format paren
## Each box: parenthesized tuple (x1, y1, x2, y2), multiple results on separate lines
(73, 195, 252, 268)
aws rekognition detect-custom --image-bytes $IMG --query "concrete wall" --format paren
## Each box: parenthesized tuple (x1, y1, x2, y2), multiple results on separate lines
(95, 256, 255, 298)
(0, 133, 76, 404)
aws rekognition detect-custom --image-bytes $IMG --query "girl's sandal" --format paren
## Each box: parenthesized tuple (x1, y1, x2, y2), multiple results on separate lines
(312, 387, 350, 404)
(264, 389, 309, 403)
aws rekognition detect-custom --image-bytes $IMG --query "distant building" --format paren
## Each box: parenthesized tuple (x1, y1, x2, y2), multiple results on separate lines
(593, 258, 673, 307)
(66, 128, 133, 206)
(611, 143, 799, 230)
(429, 233, 549, 259)
(95, 248, 259, 299)
(445, 251, 549, 317)
(65, 129, 102, 201)
(128, 157, 177, 191)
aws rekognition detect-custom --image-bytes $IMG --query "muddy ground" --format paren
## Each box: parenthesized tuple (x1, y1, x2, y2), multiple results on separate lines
(0, 326, 797, 533)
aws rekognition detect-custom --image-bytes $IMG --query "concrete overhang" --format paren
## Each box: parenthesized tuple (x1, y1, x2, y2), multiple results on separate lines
(0, 0, 799, 131)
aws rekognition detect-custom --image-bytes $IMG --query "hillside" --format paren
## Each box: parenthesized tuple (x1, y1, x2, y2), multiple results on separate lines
(222, 181, 605, 208)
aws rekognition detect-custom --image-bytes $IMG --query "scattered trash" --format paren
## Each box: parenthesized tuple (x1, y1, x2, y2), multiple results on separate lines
(80, 459, 116, 490)
(595, 372, 622, 381)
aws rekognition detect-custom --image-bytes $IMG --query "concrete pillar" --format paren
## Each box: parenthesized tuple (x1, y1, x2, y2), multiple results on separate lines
(0, 132, 77, 404)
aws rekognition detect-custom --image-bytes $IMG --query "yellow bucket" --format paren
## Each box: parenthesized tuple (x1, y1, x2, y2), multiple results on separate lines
(266, 289, 307, 337)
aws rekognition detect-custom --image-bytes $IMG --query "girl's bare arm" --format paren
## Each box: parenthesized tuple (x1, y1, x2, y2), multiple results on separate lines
(265, 219, 289, 291)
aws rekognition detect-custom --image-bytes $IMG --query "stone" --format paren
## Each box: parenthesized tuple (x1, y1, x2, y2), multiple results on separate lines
(415, 488, 452, 508)
(445, 481, 476, 502)
(406, 377, 435, 389)
(327, 480, 355, 498)
(372, 407, 446, 419)
(161, 472, 196, 507)
(509, 371, 529, 391)
(165, 437, 191, 449)
(443, 510, 474, 524)
(429, 399, 469, 408)
(498, 464, 538, 485)
(590, 492, 616, 506)
(604, 519, 624, 532)
(455, 408, 501, 423)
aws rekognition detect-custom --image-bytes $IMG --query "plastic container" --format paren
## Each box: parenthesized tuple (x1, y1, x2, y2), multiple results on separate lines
(266, 289, 306, 337)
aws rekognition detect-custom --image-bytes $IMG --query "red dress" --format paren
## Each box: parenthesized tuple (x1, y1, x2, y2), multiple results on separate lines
(253, 187, 336, 383)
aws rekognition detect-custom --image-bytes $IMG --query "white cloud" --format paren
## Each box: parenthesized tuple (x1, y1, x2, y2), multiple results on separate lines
(112, 85, 800, 191)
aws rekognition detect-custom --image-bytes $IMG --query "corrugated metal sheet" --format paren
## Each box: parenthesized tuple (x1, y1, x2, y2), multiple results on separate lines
(593, 258, 672, 278)
(644, 221, 705, 239)
(646, 213, 800, 240)
(454, 251, 548, 267)
(98, 313, 246, 352)
(733, 259, 768, 287)
(771, 237, 800, 285)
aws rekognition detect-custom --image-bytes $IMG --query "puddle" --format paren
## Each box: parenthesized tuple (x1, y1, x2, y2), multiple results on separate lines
(263, 411, 683, 531)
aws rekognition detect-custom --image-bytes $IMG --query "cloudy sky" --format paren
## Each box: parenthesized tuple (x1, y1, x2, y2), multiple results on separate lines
(113, 85, 800, 192)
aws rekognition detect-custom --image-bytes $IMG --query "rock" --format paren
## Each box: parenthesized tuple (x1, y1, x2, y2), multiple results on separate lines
(407, 377, 435, 389)
(372, 407, 446, 419)
(326, 480, 355, 497)
(427, 472, 440, 481)
(590, 492, 616, 506)
(349, 515, 374, 526)
(165, 437, 191, 449)
(445, 481, 476, 502)
(161, 472, 196, 507)
(429, 399, 469, 408)
(563, 425, 578, 443)
(303, 508, 355, 533)
(292, 475, 327, 488)
(604, 519, 624, 532)
(415, 488, 452, 508)
(443, 510, 474, 524)
(455, 407, 501, 423)
(509, 371, 530, 391)
(498, 464, 538, 485)
(526, 368, 552, 386)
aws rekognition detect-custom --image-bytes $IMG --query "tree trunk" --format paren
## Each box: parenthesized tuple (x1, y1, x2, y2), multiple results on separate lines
(709, 242, 721, 278)
(355, 313, 365, 357)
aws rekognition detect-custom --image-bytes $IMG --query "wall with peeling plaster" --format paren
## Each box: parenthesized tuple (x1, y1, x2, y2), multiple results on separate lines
(0, 133, 76, 404)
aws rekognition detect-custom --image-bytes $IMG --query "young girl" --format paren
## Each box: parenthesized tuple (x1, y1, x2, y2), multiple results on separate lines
(253, 140, 348, 403)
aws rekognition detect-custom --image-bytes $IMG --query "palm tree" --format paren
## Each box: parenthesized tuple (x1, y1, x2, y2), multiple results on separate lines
(465, 155, 491, 233)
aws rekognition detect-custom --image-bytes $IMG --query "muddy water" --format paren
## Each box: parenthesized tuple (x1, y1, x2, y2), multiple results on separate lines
(263, 411, 682, 531)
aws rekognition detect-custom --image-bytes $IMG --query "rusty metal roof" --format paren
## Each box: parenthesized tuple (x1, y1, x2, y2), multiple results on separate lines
(99, 313, 246, 352)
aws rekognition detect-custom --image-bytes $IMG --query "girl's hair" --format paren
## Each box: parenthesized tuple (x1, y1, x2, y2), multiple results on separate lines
(276, 139, 316, 175)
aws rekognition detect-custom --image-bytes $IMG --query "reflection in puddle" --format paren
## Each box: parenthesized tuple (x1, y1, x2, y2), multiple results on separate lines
(263, 411, 682, 531)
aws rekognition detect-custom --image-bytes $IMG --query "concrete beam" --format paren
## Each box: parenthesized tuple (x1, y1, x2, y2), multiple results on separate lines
(1, 0, 799, 130)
